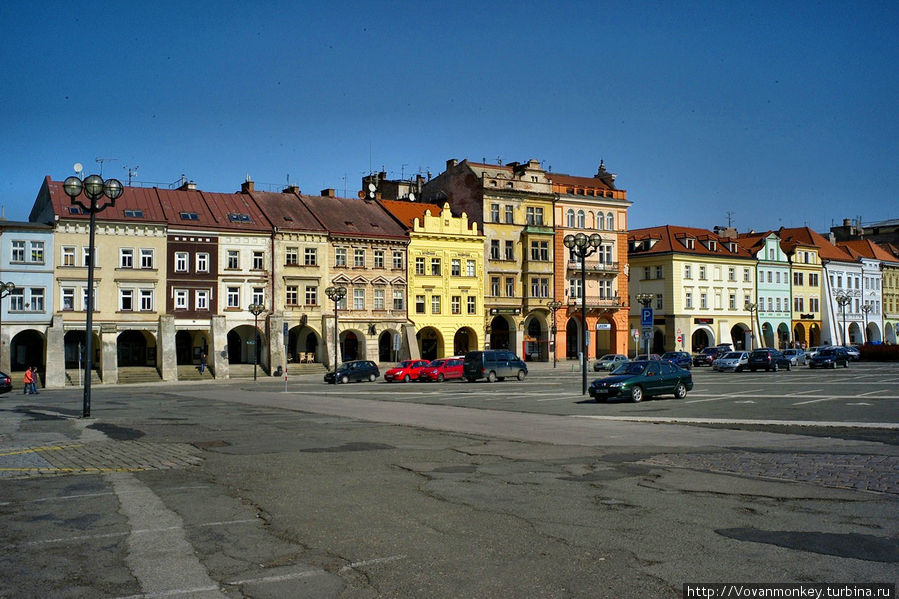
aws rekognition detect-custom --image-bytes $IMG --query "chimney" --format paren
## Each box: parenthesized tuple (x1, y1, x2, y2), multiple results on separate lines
(282, 185, 300, 195)
(446, 158, 458, 170)
(241, 180, 254, 193)
(842, 218, 851, 227)
(179, 180, 197, 191)
(321, 188, 336, 198)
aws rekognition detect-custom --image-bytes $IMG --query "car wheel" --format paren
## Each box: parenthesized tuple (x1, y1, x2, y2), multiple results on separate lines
(831, 362, 836, 369)
(465, 377, 476, 383)
(630, 385, 643, 403)
(773, 363, 779, 372)
(369, 374, 376, 382)
(844, 361, 849, 368)
(340, 375, 349, 384)
(437, 373, 444, 382)
(673, 383, 687, 399)
(403, 374, 410, 383)
(486, 371, 497, 383)
(517, 370, 526, 381)
(786, 363, 792, 371)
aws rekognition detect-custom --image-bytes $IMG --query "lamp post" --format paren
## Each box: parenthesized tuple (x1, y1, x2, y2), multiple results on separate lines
(325, 285, 347, 384)
(835, 292, 852, 347)
(860, 303, 872, 343)
(248, 303, 266, 381)
(62, 174, 123, 418)
(0, 281, 16, 371)
(546, 300, 562, 368)
(563, 232, 603, 395)
(635, 293, 655, 356)
(744, 302, 758, 350)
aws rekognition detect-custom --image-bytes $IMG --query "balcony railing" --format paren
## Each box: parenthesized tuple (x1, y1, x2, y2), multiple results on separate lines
(567, 295, 623, 309)
(567, 261, 619, 273)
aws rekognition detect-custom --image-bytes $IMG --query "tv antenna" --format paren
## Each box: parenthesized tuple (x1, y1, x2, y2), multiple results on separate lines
(95, 157, 118, 176)
(73, 162, 84, 178)
(123, 164, 139, 185)
(725, 211, 735, 227)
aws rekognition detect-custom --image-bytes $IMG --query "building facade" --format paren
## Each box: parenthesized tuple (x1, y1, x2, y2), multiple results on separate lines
(736, 231, 792, 348)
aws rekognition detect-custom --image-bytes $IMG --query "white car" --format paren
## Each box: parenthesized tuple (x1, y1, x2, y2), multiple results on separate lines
(845, 346, 861, 361)
(782, 349, 807, 366)
(714, 351, 749, 372)
(593, 354, 628, 371)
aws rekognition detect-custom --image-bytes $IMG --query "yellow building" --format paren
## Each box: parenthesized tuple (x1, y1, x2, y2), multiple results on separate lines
(381, 200, 484, 359)
(778, 228, 826, 347)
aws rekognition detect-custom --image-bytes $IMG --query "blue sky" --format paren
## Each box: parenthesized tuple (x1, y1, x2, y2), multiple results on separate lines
(2, 1, 896, 232)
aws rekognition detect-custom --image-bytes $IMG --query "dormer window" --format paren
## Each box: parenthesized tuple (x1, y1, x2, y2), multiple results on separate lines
(728, 242, 738, 252)
(179, 212, 199, 220)
(124, 209, 144, 218)
(227, 213, 251, 222)
(684, 238, 695, 250)
(706, 240, 717, 251)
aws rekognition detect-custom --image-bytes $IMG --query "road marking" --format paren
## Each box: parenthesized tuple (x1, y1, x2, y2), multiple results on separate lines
(684, 396, 729, 404)
(11, 519, 257, 549)
(846, 402, 872, 406)
(114, 585, 221, 598)
(789, 389, 823, 395)
(227, 568, 325, 585)
(733, 400, 756, 404)
(572, 415, 899, 428)
(339, 554, 408, 572)
(0, 486, 210, 508)
(792, 397, 842, 405)
(857, 390, 887, 397)
(0, 444, 83, 457)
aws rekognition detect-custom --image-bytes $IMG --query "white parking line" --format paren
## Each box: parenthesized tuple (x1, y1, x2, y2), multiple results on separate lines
(11, 519, 257, 549)
(792, 397, 842, 405)
(857, 390, 887, 397)
(789, 389, 823, 395)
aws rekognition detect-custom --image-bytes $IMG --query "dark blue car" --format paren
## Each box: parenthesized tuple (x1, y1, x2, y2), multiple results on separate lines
(809, 347, 850, 369)
(661, 351, 693, 370)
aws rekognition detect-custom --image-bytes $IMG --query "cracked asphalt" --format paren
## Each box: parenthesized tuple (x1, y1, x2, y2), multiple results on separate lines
(0, 366, 897, 598)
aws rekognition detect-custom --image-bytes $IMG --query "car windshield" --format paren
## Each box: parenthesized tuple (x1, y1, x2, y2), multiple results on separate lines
(599, 354, 617, 361)
(818, 349, 835, 356)
(429, 360, 444, 367)
(612, 361, 647, 376)
(661, 352, 678, 359)
(723, 352, 742, 359)
(338, 362, 356, 370)
(395, 361, 413, 368)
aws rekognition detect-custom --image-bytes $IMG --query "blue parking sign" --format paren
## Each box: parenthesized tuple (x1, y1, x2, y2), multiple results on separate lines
(641, 307, 654, 327)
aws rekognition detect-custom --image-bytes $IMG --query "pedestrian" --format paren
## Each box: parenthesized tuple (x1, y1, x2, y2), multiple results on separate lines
(199, 352, 207, 374)
(23, 366, 33, 395)
(30, 367, 39, 394)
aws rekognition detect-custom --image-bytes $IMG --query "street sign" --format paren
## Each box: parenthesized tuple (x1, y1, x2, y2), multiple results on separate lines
(283, 322, 289, 347)
(631, 329, 639, 340)
(596, 323, 611, 330)
(393, 332, 401, 351)
(641, 307, 654, 327)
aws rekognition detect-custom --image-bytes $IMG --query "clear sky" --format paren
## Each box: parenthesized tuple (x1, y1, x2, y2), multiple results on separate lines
(2, 1, 896, 233)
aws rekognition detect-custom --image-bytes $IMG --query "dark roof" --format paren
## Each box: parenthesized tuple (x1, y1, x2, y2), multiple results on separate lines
(301, 195, 407, 240)
(546, 172, 615, 191)
(249, 190, 326, 233)
(45, 178, 167, 224)
(155, 187, 220, 229)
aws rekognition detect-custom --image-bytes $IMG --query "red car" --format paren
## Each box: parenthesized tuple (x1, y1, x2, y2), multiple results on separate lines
(384, 360, 430, 382)
(419, 357, 464, 382)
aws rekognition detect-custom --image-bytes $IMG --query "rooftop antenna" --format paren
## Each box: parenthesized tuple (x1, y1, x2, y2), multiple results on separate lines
(123, 164, 139, 185)
(726, 211, 735, 227)
(401, 164, 408, 179)
(95, 157, 118, 176)
(73, 162, 84, 179)
(341, 172, 348, 198)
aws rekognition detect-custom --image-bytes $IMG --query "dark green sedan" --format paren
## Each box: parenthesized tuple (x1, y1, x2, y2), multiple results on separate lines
(588, 360, 694, 403)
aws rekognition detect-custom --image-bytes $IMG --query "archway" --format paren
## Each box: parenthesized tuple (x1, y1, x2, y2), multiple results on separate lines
(288, 325, 320, 363)
(227, 325, 267, 364)
(340, 330, 360, 361)
(488, 315, 511, 350)
(729, 323, 750, 350)
(524, 317, 547, 361)
(652, 329, 665, 354)
(453, 328, 476, 356)
(565, 318, 581, 359)
(378, 330, 395, 362)
(885, 322, 897, 344)
(594, 318, 611, 358)
(117, 330, 157, 367)
(865, 322, 881, 344)
(175, 330, 209, 365)
(10, 330, 45, 372)
(848, 322, 862, 345)
(691, 328, 712, 351)
(793, 323, 807, 346)
(64, 330, 100, 370)
(416, 327, 443, 360)
(777, 323, 791, 349)
(808, 323, 821, 346)
(761, 322, 774, 348)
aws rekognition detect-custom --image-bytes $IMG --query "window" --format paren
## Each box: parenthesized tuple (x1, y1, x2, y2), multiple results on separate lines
(335, 247, 347, 266)
(430, 258, 441, 276)
(286, 247, 299, 265)
(353, 288, 365, 310)
(140, 249, 154, 269)
(655, 265, 663, 279)
(576, 210, 585, 228)
(120, 289, 134, 311)
(767, 271, 773, 283)
(7, 288, 23, 311)
(252, 287, 264, 306)
(809, 273, 819, 286)
(82, 247, 93, 267)
(431, 295, 441, 313)
(729, 294, 736, 310)
(252, 251, 264, 270)
(305, 247, 318, 266)
(505, 205, 514, 224)
(374, 249, 384, 268)
(196, 253, 209, 272)
(531, 241, 549, 261)
(490, 204, 500, 222)
(82, 287, 95, 312)
(684, 238, 695, 249)
(743, 268, 751, 282)
(354, 248, 365, 267)
(467, 296, 476, 314)
(768, 298, 773, 312)
(655, 295, 663, 310)
(794, 272, 804, 286)
(227, 213, 251, 223)
(598, 279, 612, 299)
(451, 296, 461, 314)
(62, 287, 75, 311)
(415, 295, 426, 314)
(505, 277, 514, 297)
(31, 241, 44, 263)
(526, 207, 544, 226)
(11, 241, 25, 262)
(392, 251, 403, 269)
(794, 297, 804, 312)
(569, 278, 582, 299)
(728, 267, 736, 282)
(700, 293, 707, 309)
(26, 288, 44, 312)
(120, 248, 134, 268)
(530, 277, 541, 298)
(175, 290, 188, 309)
(196, 290, 209, 310)
(415, 257, 426, 275)
(491, 277, 500, 296)
(606, 212, 614, 230)
(393, 289, 404, 310)
(566, 209, 575, 227)
(227, 250, 239, 269)
(490, 240, 500, 260)
(305, 286, 317, 306)
(467, 260, 476, 277)
(685, 292, 693, 309)
(179, 212, 199, 221)
(644, 266, 651, 280)
(286, 285, 298, 305)
(699, 266, 707, 280)
(175, 252, 189, 272)
(62, 246, 75, 266)
(227, 287, 240, 308)
(374, 288, 385, 310)
(776, 297, 781, 311)
(504, 240, 514, 260)
(684, 265, 692, 279)
(451, 259, 461, 276)
(809, 297, 819, 312)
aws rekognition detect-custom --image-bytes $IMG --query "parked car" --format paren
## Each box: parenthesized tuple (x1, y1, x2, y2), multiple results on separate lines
(0, 371, 11, 394)
(845, 346, 861, 361)
(323, 360, 380, 384)
(747, 348, 793, 372)
(593, 354, 628, 372)
(782, 349, 807, 366)
(384, 359, 431, 382)
(805, 346, 828, 359)
(463, 350, 527, 382)
(589, 359, 693, 403)
(693, 347, 724, 367)
(635, 353, 662, 361)
(419, 357, 464, 382)
(809, 347, 850, 369)
(714, 351, 749, 372)
(661, 351, 693, 370)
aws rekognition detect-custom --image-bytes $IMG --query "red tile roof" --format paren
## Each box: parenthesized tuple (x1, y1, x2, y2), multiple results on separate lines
(300, 194, 407, 239)
(546, 172, 614, 191)
(629, 225, 755, 259)
(379, 200, 443, 229)
(777, 226, 854, 262)
(837, 239, 896, 262)
(43, 177, 167, 223)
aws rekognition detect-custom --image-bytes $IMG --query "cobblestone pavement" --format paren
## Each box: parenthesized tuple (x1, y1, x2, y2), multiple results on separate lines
(642, 451, 899, 494)
(0, 440, 203, 479)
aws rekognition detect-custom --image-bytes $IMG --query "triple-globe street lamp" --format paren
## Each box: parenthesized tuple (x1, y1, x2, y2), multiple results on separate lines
(546, 300, 562, 368)
(248, 303, 266, 381)
(325, 285, 347, 384)
(563, 232, 603, 395)
(744, 302, 759, 350)
(835, 292, 852, 347)
(860, 303, 872, 343)
(62, 174, 123, 418)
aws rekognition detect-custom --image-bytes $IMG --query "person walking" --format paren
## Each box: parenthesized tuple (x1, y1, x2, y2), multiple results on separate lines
(199, 352, 207, 374)
(30, 367, 39, 394)
(23, 367, 37, 395)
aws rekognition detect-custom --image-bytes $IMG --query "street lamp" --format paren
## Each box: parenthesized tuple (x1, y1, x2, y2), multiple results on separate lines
(0, 281, 16, 371)
(835, 292, 852, 347)
(860, 303, 872, 343)
(546, 300, 562, 368)
(563, 232, 603, 395)
(744, 302, 758, 350)
(635, 293, 655, 357)
(248, 303, 266, 381)
(325, 285, 347, 384)
(62, 174, 123, 418)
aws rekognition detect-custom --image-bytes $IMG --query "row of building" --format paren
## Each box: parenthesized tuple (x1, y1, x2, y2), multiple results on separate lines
(1, 158, 896, 388)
